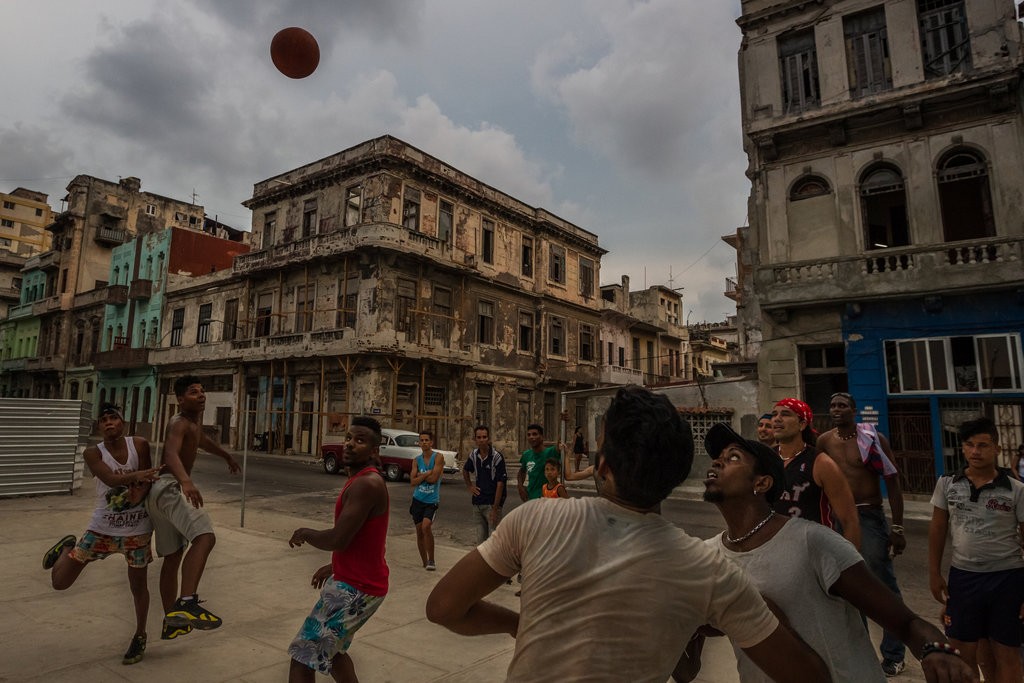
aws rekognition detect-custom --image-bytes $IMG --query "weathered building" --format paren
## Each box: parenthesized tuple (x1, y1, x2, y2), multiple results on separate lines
(735, 0, 1024, 490)
(0, 188, 52, 257)
(0, 175, 227, 409)
(151, 136, 606, 457)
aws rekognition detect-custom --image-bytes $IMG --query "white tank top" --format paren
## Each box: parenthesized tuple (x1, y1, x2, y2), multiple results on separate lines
(87, 437, 152, 536)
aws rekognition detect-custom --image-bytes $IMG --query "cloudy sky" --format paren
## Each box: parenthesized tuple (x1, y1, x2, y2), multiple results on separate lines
(1, 0, 746, 322)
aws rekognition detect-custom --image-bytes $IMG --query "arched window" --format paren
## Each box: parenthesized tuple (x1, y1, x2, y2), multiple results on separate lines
(937, 148, 994, 242)
(860, 164, 909, 250)
(789, 175, 831, 201)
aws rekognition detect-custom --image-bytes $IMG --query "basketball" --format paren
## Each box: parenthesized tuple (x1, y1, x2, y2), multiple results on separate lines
(271, 27, 320, 79)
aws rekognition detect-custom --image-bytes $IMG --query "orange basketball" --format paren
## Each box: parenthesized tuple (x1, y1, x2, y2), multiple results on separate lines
(271, 27, 320, 79)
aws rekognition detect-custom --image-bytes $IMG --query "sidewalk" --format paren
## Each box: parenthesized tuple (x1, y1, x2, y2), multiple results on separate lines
(3, 484, 930, 682)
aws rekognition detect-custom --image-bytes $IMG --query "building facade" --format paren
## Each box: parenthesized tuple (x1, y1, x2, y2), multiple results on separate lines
(150, 136, 606, 458)
(735, 0, 1024, 490)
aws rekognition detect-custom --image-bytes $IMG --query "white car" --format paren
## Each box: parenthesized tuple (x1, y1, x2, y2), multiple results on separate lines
(321, 428, 459, 481)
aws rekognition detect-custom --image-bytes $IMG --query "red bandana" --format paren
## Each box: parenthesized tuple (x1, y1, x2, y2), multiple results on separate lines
(774, 398, 813, 426)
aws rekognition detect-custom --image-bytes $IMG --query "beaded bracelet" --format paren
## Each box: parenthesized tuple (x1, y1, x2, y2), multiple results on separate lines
(921, 641, 960, 659)
(890, 524, 904, 535)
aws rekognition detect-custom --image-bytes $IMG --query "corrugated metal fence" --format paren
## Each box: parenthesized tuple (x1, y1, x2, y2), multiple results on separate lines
(0, 399, 92, 498)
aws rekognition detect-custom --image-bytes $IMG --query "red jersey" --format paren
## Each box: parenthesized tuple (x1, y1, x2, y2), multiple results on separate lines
(332, 465, 389, 596)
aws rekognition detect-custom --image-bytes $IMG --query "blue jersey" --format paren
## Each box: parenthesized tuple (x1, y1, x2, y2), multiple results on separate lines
(413, 452, 441, 504)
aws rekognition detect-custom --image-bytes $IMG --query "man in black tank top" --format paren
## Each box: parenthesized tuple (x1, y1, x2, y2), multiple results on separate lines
(770, 398, 861, 550)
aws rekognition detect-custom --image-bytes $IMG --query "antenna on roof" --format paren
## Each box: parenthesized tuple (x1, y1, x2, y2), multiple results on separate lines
(191, 189, 199, 205)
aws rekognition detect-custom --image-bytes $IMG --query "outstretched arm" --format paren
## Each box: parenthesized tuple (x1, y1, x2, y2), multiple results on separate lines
(83, 445, 159, 489)
(199, 432, 240, 473)
(814, 455, 861, 549)
(426, 549, 518, 637)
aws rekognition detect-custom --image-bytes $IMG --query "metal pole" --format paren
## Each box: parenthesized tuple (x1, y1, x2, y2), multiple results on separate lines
(241, 396, 250, 528)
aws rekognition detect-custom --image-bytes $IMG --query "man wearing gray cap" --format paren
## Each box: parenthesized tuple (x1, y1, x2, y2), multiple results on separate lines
(695, 422, 975, 683)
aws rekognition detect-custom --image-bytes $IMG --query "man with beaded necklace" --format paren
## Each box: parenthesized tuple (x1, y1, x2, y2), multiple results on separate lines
(695, 422, 976, 683)
(818, 392, 909, 677)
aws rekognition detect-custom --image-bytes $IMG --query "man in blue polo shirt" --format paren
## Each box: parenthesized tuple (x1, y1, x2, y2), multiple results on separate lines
(929, 416, 1024, 682)
(462, 425, 507, 543)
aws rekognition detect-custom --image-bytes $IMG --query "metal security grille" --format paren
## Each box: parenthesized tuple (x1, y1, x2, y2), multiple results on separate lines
(0, 398, 91, 498)
(681, 410, 734, 459)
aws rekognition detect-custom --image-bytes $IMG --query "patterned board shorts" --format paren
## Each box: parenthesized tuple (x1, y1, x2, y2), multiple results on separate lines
(69, 530, 153, 568)
(288, 579, 385, 674)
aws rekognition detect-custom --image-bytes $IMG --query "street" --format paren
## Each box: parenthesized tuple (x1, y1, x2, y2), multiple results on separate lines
(187, 451, 940, 626)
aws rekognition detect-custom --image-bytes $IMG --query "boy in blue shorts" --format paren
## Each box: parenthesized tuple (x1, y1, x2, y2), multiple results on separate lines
(929, 416, 1024, 682)
(410, 430, 444, 571)
(41, 404, 160, 665)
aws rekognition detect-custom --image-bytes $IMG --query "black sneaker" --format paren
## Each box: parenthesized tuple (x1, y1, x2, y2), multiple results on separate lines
(160, 619, 193, 640)
(164, 596, 222, 630)
(881, 659, 905, 677)
(42, 535, 76, 570)
(122, 634, 146, 665)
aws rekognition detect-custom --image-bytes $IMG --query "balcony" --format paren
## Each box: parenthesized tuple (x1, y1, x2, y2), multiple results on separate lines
(0, 286, 20, 302)
(35, 250, 61, 271)
(129, 278, 153, 300)
(31, 297, 62, 316)
(233, 223, 468, 276)
(724, 276, 740, 302)
(755, 236, 1024, 310)
(25, 354, 64, 372)
(0, 357, 26, 372)
(600, 364, 644, 386)
(93, 346, 150, 370)
(6, 302, 33, 319)
(104, 284, 128, 306)
(95, 225, 129, 246)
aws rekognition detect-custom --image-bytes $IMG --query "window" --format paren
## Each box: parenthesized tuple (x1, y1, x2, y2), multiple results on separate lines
(790, 175, 831, 201)
(801, 345, 848, 419)
(548, 316, 565, 356)
(549, 245, 566, 284)
(918, 0, 970, 78)
(438, 200, 454, 245)
(521, 236, 534, 277)
(295, 284, 315, 332)
(1, 200, 14, 209)
(579, 257, 595, 298)
(402, 186, 420, 231)
(475, 385, 492, 427)
(579, 323, 595, 362)
(223, 299, 239, 341)
(0, 219, 12, 228)
(301, 199, 318, 238)
(338, 273, 358, 328)
(885, 335, 1023, 394)
(255, 292, 273, 337)
(196, 303, 212, 343)
(845, 7, 892, 97)
(432, 286, 452, 348)
(145, 204, 156, 216)
(263, 213, 276, 249)
(779, 29, 820, 113)
(619, 346, 625, 366)
(170, 308, 184, 347)
(632, 337, 641, 369)
(344, 186, 362, 227)
(977, 335, 1022, 390)
(861, 164, 909, 249)
(35, 207, 42, 216)
(0, 238, 10, 248)
(937, 149, 994, 242)
(481, 219, 495, 264)
(395, 278, 416, 334)
(478, 299, 495, 345)
(518, 311, 534, 352)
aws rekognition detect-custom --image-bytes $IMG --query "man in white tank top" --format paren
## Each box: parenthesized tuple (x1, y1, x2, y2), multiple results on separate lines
(41, 403, 160, 666)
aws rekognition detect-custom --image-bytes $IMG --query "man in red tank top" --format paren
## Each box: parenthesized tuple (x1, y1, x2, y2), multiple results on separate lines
(287, 416, 390, 683)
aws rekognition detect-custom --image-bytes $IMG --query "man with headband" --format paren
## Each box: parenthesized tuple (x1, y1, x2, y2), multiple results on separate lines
(818, 392, 908, 677)
(41, 403, 160, 665)
(770, 397, 860, 549)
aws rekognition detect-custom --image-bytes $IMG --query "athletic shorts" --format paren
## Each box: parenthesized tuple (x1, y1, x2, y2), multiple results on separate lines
(945, 566, 1024, 646)
(145, 476, 215, 557)
(70, 530, 153, 569)
(409, 498, 438, 524)
(288, 579, 385, 674)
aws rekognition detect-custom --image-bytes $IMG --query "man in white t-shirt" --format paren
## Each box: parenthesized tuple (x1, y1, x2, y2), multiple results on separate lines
(426, 385, 831, 683)
(699, 422, 975, 683)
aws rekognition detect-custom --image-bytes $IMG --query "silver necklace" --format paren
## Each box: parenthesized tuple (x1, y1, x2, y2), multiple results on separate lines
(726, 510, 776, 544)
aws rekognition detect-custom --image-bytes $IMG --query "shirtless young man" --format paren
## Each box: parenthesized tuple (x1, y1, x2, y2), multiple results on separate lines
(147, 374, 240, 639)
(817, 392, 908, 677)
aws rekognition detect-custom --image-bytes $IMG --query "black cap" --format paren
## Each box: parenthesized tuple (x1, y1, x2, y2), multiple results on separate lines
(704, 423, 785, 503)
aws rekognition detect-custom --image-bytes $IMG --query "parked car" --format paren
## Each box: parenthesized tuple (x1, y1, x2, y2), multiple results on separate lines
(321, 428, 459, 481)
